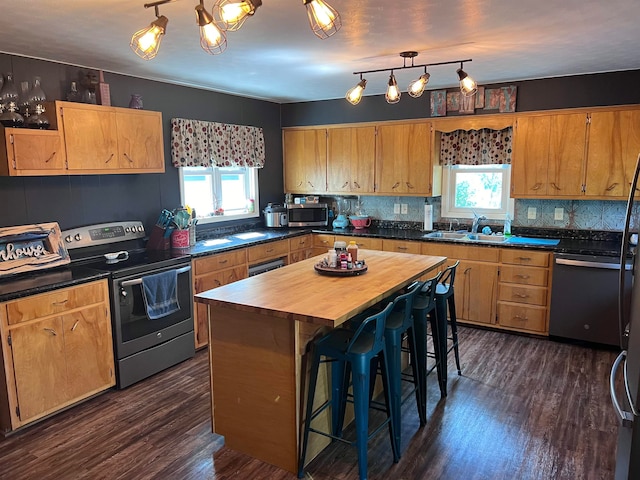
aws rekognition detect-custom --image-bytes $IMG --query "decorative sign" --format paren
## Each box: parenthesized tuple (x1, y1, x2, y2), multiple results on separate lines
(0, 222, 70, 277)
(430, 85, 516, 117)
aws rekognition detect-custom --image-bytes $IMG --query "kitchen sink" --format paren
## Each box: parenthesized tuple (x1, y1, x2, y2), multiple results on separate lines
(423, 231, 508, 244)
(423, 231, 468, 240)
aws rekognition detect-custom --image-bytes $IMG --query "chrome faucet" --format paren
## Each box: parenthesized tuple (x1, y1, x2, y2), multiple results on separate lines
(448, 218, 460, 231)
(471, 213, 487, 234)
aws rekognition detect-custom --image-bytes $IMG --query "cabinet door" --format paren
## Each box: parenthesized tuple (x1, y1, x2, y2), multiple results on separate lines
(512, 115, 550, 196)
(115, 110, 164, 172)
(547, 113, 586, 197)
(327, 127, 375, 193)
(455, 260, 497, 324)
(60, 104, 119, 171)
(586, 109, 640, 198)
(11, 318, 68, 422)
(63, 306, 115, 400)
(8, 130, 65, 173)
(283, 129, 326, 193)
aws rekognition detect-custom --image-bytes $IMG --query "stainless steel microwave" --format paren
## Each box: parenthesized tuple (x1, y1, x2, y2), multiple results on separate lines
(286, 203, 328, 227)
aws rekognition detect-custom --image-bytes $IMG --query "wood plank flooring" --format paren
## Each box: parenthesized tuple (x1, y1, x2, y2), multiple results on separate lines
(0, 327, 620, 480)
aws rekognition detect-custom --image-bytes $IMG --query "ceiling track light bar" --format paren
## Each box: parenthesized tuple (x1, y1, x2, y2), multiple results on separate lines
(353, 58, 473, 76)
(143, 0, 176, 10)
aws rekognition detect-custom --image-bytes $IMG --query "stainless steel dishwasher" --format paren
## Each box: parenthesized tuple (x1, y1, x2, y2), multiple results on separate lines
(549, 253, 633, 346)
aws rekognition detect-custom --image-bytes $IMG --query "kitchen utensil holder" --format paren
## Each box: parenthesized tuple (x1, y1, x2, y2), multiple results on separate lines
(147, 225, 170, 251)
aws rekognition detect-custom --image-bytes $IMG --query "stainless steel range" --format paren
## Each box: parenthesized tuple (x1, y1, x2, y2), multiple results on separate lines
(62, 221, 194, 389)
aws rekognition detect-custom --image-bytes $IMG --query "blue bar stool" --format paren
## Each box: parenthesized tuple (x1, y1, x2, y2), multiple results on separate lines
(298, 302, 399, 480)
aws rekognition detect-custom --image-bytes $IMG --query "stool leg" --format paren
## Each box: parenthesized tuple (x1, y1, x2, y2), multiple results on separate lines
(384, 330, 402, 451)
(298, 349, 321, 478)
(411, 311, 428, 426)
(379, 348, 401, 464)
(352, 357, 373, 480)
(447, 294, 462, 375)
(406, 326, 424, 426)
(432, 297, 448, 398)
(333, 360, 350, 438)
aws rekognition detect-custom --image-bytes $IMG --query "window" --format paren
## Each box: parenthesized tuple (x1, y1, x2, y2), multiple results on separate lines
(179, 166, 259, 223)
(441, 164, 513, 221)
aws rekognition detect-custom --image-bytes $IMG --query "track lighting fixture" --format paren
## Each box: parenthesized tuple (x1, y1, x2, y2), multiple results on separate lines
(457, 63, 478, 96)
(131, 0, 340, 60)
(346, 76, 367, 105)
(346, 51, 477, 105)
(196, 0, 227, 55)
(385, 72, 401, 104)
(304, 0, 342, 39)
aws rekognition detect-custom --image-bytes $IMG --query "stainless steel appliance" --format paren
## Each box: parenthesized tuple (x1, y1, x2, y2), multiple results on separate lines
(287, 203, 328, 227)
(263, 203, 288, 228)
(549, 253, 632, 346)
(62, 221, 194, 389)
(611, 153, 640, 479)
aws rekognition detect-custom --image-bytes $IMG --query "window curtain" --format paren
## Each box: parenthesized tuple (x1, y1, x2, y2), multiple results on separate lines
(171, 118, 265, 168)
(439, 127, 512, 165)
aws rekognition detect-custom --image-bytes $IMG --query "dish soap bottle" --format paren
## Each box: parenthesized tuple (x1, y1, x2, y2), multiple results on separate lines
(504, 214, 512, 237)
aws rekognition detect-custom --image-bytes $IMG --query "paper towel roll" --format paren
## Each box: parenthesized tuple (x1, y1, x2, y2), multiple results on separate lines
(424, 204, 433, 230)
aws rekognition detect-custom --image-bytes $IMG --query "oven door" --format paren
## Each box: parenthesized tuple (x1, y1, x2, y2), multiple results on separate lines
(112, 264, 193, 359)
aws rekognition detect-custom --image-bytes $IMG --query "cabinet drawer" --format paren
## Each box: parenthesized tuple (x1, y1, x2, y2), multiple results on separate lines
(500, 265, 548, 286)
(194, 249, 247, 275)
(313, 234, 335, 249)
(498, 284, 547, 306)
(421, 242, 499, 262)
(497, 302, 547, 333)
(382, 239, 421, 254)
(195, 266, 247, 293)
(501, 249, 550, 267)
(289, 249, 314, 264)
(340, 236, 382, 251)
(5, 281, 107, 325)
(247, 239, 289, 264)
(289, 234, 312, 251)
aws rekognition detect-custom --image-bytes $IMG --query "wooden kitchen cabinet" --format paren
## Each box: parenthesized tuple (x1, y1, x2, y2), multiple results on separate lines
(382, 239, 422, 254)
(511, 112, 586, 198)
(0, 128, 66, 176)
(313, 234, 335, 256)
(283, 128, 327, 193)
(0, 279, 114, 432)
(326, 126, 375, 194)
(340, 236, 382, 251)
(375, 122, 435, 195)
(584, 107, 640, 198)
(289, 235, 314, 263)
(192, 249, 248, 349)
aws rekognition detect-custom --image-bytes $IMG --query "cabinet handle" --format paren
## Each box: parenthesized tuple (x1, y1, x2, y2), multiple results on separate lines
(392, 182, 400, 189)
(105, 153, 114, 164)
(218, 259, 228, 265)
(124, 153, 134, 164)
(513, 293, 530, 298)
(71, 320, 79, 331)
(266, 248, 274, 253)
(307, 181, 314, 188)
(297, 181, 303, 187)
(397, 246, 408, 250)
(353, 181, 361, 189)
(342, 181, 349, 188)
(45, 152, 57, 163)
(44, 328, 57, 336)
(515, 274, 530, 279)
(531, 183, 542, 190)
(214, 280, 221, 287)
(406, 182, 414, 189)
(464, 267, 472, 274)
(513, 315, 529, 321)
(53, 299, 68, 306)
(606, 183, 619, 192)
(550, 182, 561, 190)
(517, 257, 531, 261)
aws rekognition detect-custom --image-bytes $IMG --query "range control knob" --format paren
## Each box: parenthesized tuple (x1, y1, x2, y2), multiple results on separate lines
(137, 225, 144, 232)
(125, 227, 131, 233)
(74, 233, 82, 241)
(65, 235, 72, 243)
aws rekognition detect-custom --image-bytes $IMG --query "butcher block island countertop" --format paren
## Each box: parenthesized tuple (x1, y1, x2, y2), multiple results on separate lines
(195, 250, 446, 473)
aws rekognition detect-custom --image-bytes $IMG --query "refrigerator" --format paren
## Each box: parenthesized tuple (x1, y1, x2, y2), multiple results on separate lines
(611, 153, 640, 480)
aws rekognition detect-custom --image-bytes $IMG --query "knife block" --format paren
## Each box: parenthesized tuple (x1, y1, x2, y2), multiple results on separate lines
(147, 225, 170, 250)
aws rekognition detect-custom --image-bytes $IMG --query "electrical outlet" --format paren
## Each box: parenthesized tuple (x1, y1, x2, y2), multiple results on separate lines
(554, 207, 564, 221)
(527, 207, 537, 220)
(401, 203, 408, 214)
(394, 203, 400, 214)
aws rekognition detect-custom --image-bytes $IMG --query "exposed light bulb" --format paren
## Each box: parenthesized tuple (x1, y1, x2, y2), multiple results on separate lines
(130, 15, 168, 60)
(304, 0, 341, 39)
(346, 78, 367, 105)
(215, 0, 261, 32)
(385, 73, 401, 104)
(196, 1, 227, 55)
(407, 72, 430, 98)
(457, 67, 478, 96)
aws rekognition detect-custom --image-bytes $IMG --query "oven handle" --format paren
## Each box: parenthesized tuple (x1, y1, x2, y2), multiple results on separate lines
(119, 265, 191, 287)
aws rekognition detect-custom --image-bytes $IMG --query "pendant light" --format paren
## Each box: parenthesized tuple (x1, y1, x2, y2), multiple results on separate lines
(385, 72, 400, 104)
(130, 4, 168, 60)
(196, 0, 227, 54)
(304, 0, 342, 39)
(407, 69, 430, 98)
(457, 63, 478, 96)
(214, 0, 262, 32)
(346, 76, 367, 105)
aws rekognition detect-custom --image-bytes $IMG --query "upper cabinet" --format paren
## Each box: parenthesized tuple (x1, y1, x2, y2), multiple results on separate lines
(511, 112, 586, 198)
(283, 128, 327, 193)
(0, 101, 165, 176)
(327, 126, 375, 194)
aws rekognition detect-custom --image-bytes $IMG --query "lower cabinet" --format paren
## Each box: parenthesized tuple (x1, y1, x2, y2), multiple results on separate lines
(289, 235, 314, 263)
(456, 260, 499, 325)
(0, 279, 114, 432)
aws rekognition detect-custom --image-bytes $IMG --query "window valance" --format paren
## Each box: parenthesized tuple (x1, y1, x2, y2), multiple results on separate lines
(439, 127, 512, 166)
(171, 118, 265, 168)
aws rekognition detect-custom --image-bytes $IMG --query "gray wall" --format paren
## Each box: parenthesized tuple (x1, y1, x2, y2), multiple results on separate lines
(0, 54, 283, 232)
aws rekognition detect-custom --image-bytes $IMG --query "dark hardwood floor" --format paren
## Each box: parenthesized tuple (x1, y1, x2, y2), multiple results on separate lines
(0, 326, 620, 480)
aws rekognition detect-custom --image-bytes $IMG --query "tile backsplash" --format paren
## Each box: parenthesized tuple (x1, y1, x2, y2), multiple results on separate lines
(324, 196, 636, 232)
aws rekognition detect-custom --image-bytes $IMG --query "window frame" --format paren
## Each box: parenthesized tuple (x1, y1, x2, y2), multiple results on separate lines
(441, 164, 514, 221)
(178, 166, 260, 225)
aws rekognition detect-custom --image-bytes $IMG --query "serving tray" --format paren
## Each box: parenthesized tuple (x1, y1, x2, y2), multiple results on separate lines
(314, 263, 368, 276)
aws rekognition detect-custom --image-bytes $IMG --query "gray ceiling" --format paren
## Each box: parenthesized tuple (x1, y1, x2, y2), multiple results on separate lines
(1, 0, 639, 103)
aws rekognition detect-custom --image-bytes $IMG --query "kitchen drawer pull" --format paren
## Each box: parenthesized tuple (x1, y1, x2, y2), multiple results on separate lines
(45, 152, 57, 163)
(517, 256, 532, 261)
(53, 299, 68, 306)
(124, 153, 134, 164)
(397, 246, 408, 250)
(515, 274, 530, 279)
(513, 293, 530, 298)
(44, 328, 57, 336)
(71, 320, 80, 331)
(513, 315, 529, 321)
(266, 248, 274, 253)
(105, 153, 114, 164)
(218, 259, 228, 265)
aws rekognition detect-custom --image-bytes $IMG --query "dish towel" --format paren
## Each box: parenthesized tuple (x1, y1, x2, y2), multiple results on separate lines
(141, 270, 180, 320)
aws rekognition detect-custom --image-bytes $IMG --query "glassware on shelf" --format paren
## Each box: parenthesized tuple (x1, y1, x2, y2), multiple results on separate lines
(0, 72, 19, 110)
(66, 81, 82, 102)
(27, 76, 46, 107)
(18, 81, 31, 117)
(0, 101, 25, 127)
(25, 104, 50, 129)
(128, 93, 143, 109)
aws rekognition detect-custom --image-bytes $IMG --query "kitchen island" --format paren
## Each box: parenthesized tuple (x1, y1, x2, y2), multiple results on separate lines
(195, 249, 446, 473)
